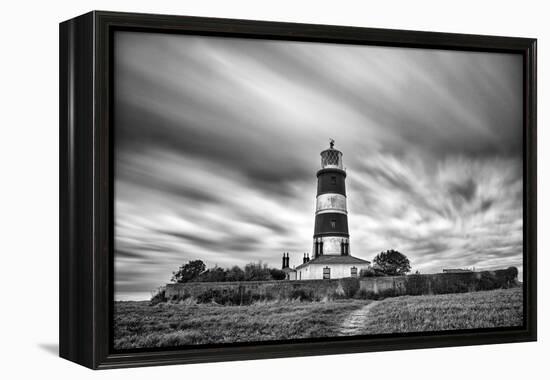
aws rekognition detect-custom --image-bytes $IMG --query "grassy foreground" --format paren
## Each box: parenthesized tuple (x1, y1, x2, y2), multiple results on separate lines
(114, 287, 523, 350)
(114, 299, 368, 349)
(357, 287, 523, 335)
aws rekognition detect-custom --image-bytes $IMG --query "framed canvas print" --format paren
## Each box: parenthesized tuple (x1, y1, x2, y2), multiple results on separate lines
(59, 11, 537, 369)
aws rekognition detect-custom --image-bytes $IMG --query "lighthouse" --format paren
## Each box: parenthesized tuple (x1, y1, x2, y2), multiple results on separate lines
(313, 139, 350, 257)
(294, 140, 371, 280)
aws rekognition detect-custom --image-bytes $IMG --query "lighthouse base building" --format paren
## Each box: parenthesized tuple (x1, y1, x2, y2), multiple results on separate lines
(295, 255, 371, 280)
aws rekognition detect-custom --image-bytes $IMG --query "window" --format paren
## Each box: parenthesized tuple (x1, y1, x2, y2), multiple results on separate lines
(323, 266, 331, 280)
(330, 219, 336, 229)
(351, 267, 358, 278)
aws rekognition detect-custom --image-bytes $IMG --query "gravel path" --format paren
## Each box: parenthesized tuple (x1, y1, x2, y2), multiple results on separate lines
(339, 301, 381, 335)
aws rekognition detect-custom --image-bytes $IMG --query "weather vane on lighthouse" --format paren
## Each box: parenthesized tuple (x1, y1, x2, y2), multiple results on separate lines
(329, 138, 335, 149)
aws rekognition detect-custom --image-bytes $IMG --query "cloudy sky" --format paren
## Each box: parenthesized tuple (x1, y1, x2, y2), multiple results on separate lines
(114, 31, 523, 300)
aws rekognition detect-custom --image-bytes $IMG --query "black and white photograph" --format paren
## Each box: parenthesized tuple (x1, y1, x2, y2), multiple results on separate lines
(113, 31, 525, 350)
(2, 0, 547, 376)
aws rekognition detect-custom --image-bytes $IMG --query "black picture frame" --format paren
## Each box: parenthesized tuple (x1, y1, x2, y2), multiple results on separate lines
(59, 10, 537, 369)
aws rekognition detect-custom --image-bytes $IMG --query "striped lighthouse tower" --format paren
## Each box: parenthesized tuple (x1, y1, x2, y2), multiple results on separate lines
(313, 140, 350, 258)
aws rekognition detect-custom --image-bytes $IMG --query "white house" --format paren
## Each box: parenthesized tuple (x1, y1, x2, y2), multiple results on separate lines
(295, 254, 370, 280)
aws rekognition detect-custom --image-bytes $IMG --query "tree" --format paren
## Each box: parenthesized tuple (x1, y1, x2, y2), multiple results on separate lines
(506, 266, 519, 279)
(244, 262, 271, 281)
(197, 266, 227, 282)
(372, 250, 411, 276)
(359, 267, 385, 277)
(171, 260, 288, 283)
(269, 268, 286, 280)
(226, 266, 245, 282)
(171, 260, 206, 283)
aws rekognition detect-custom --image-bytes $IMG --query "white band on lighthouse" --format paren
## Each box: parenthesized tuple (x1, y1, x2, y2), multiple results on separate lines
(313, 236, 350, 255)
(315, 193, 347, 215)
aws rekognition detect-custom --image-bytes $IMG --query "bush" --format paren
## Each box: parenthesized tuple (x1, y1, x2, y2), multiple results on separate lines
(506, 266, 519, 279)
(193, 286, 277, 305)
(197, 266, 228, 282)
(226, 266, 245, 282)
(150, 287, 166, 305)
(493, 267, 519, 288)
(244, 262, 272, 281)
(340, 278, 360, 298)
(360, 267, 386, 277)
(269, 268, 286, 280)
(290, 288, 315, 301)
(376, 288, 399, 299)
(476, 272, 500, 291)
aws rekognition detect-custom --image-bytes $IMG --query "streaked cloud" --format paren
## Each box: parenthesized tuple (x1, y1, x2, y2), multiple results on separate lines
(114, 32, 523, 299)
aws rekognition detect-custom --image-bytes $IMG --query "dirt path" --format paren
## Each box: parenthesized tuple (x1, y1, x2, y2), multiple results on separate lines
(339, 300, 381, 335)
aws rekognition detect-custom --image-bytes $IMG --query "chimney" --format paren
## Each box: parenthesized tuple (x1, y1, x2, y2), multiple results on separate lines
(303, 253, 307, 264)
(307, 253, 310, 262)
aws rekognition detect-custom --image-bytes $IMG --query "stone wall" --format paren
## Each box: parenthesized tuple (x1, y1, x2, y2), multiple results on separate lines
(164, 267, 518, 303)
(360, 276, 404, 294)
(359, 268, 519, 296)
(165, 278, 354, 302)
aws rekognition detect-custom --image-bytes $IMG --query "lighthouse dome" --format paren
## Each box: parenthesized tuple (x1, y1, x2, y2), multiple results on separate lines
(320, 140, 343, 169)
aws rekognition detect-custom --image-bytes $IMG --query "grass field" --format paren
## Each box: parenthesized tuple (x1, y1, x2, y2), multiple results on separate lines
(114, 298, 368, 349)
(356, 287, 523, 335)
(114, 287, 523, 350)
